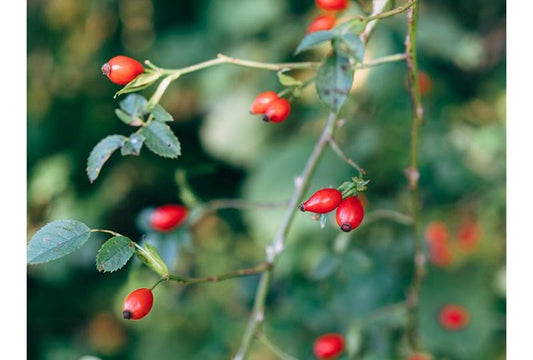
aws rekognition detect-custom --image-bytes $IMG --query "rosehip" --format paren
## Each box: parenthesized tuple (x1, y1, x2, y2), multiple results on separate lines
(439, 304, 470, 331)
(299, 188, 342, 214)
(418, 71, 433, 96)
(425, 222, 453, 267)
(307, 15, 336, 34)
(150, 204, 188, 232)
(101, 55, 144, 85)
(428, 241, 453, 267)
(263, 98, 291, 123)
(424, 221, 449, 245)
(408, 354, 432, 360)
(335, 196, 364, 232)
(250, 91, 279, 114)
(316, 0, 349, 11)
(313, 333, 344, 359)
(455, 219, 481, 252)
(122, 288, 154, 320)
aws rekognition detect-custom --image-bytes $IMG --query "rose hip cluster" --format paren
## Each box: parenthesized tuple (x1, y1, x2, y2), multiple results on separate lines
(299, 188, 364, 232)
(250, 91, 291, 123)
(307, 0, 349, 34)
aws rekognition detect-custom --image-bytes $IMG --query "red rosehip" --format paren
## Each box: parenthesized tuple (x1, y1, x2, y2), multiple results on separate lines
(101, 55, 144, 85)
(439, 304, 470, 331)
(316, 0, 349, 11)
(424, 221, 449, 246)
(428, 241, 453, 267)
(150, 204, 188, 232)
(425, 222, 453, 267)
(313, 333, 344, 359)
(307, 15, 336, 34)
(418, 71, 433, 96)
(455, 219, 481, 252)
(122, 288, 154, 320)
(408, 354, 432, 360)
(250, 91, 279, 114)
(335, 196, 364, 232)
(299, 188, 342, 214)
(263, 98, 291, 123)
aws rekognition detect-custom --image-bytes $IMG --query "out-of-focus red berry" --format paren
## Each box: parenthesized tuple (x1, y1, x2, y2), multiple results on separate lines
(316, 0, 349, 11)
(313, 333, 345, 359)
(439, 304, 470, 331)
(455, 219, 481, 252)
(150, 204, 188, 232)
(307, 15, 336, 34)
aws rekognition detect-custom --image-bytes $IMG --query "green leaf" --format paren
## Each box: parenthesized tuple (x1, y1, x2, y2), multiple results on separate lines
(115, 109, 143, 126)
(119, 94, 148, 118)
(151, 104, 174, 122)
(295, 30, 336, 54)
(277, 71, 302, 87)
(27, 220, 91, 264)
(95, 236, 135, 273)
(316, 52, 355, 112)
(86, 135, 126, 183)
(336, 32, 366, 63)
(139, 121, 181, 158)
(114, 71, 162, 98)
(135, 242, 169, 277)
(120, 134, 145, 156)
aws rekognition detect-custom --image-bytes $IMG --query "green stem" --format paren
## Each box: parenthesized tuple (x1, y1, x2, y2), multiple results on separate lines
(365, 0, 416, 22)
(234, 112, 339, 360)
(163, 263, 272, 286)
(90, 229, 122, 237)
(256, 332, 300, 360)
(403, 0, 425, 351)
(327, 137, 366, 175)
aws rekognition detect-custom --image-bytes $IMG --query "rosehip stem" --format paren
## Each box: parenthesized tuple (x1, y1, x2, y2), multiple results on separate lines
(327, 137, 366, 175)
(255, 331, 300, 360)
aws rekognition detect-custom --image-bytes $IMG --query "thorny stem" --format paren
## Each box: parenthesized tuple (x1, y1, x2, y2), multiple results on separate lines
(365, 0, 416, 22)
(404, 0, 425, 350)
(151, 263, 272, 290)
(256, 332, 300, 360)
(234, 112, 339, 360)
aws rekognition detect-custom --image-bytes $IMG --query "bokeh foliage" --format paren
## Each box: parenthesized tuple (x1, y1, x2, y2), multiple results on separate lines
(27, 0, 505, 359)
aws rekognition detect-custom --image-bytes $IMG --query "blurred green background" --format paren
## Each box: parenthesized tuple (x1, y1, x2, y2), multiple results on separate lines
(27, 0, 505, 359)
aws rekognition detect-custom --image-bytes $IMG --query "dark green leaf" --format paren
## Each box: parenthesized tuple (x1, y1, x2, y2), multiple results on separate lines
(151, 104, 173, 122)
(139, 121, 181, 158)
(27, 220, 91, 264)
(86, 135, 126, 183)
(316, 52, 355, 112)
(115, 109, 143, 126)
(114, 71, 161, 98)
(135, 242, 169, 277)
(336, 32, 366, 63)
(119, 94, 148, 118)
(120, 134, 145, 156)
(96, 236, 135, 273)
(295, 30, 336, 54)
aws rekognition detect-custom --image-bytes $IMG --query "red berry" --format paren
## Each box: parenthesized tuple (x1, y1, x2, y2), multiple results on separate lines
(307, 15, 336, 34)
(408, 354, 432, 360)
(316, 0, 349, 11)
(150, 204, 188, 232)
(101, 55, 144, 85)
(250, 91, 279, 114)
(335, 196, 364, 232)
(299, 188, 342, 214)
(455, 219, 481, 252)
(428, 241, 453, 267)
(424, 221, 449, 245)
(263, 98, 291, 123)
(418, 71, 433, 96)
(122, 288, 154, 320)
(439, 304, 470, 331)
(313, 333, 344, 359)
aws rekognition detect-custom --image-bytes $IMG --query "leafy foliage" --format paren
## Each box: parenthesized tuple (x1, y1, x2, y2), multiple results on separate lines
(96, 236, 136, 273)
(27, 220, 91, 264)
(316, 52, 355, 112)
(139, 121, 181, 158)
(86, 135, 126, 183)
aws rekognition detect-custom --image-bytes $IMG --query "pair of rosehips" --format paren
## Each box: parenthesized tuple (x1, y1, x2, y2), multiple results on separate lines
(250, 91, 291, 123)
(313, 333, 344, 359)
(307, 0, 349, 34)
(149, 204, 188, 232)
(299, 188, 364, 232)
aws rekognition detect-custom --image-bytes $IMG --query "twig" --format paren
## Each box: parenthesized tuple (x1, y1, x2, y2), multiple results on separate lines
(328, 138, 366, 175)
(256, 332, 300, 360)
(403, 0, 425, 351)
(366, 0, 416, 22)
(234, 112, 339, 360)
(363, 209, 413, 226)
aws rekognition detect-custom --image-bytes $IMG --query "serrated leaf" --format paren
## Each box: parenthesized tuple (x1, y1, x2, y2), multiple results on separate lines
(135, 242, 169, 277)
(139, 121, 181, 158)
(295, 30, 336, 54)
(114, 71, 161, 98)
(96, 236, 135, 273)
(336, 32, 366, 63)
(121, 134, 145, 156)
(119, 94, 148, 118)
(316, 52, 355, 112)
(27, 220, 91, 264)
(115, 109, 143, 126)
(86, 135, 126, 183)
(277, 71, 302, 87)
(151, 104, 173, 122)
